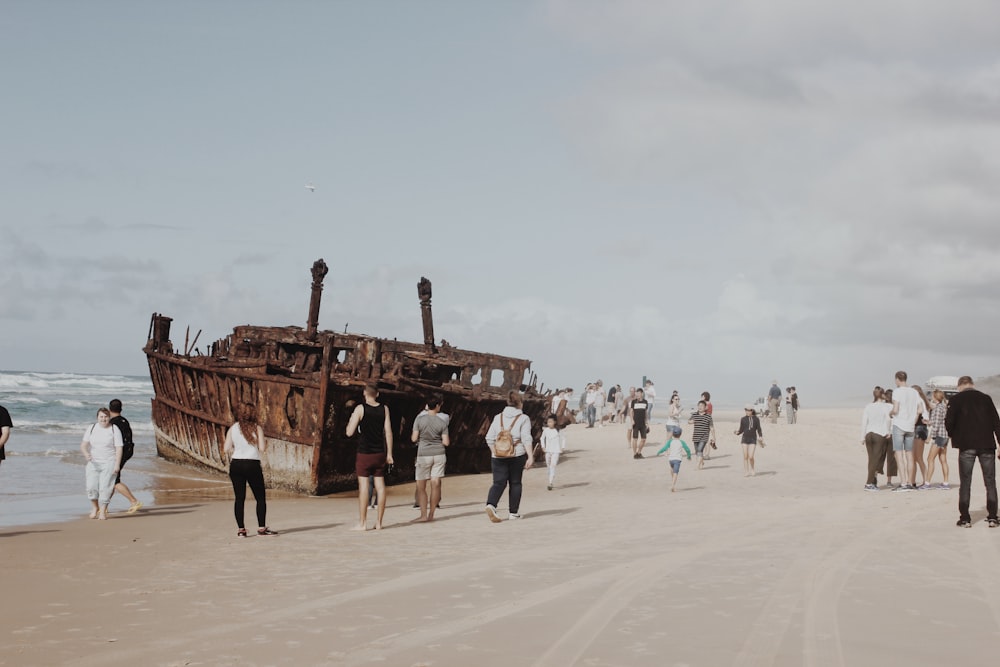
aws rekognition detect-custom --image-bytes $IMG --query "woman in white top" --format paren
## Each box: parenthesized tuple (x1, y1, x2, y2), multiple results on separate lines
(861, 387, 894, 490)
(80, 407, 124, 520)
(224, 403, 276, 537)
(666, 395, 683, 431)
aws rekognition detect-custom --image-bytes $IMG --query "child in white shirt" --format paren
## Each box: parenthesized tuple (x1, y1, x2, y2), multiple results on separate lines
(540, 415, 566, 490)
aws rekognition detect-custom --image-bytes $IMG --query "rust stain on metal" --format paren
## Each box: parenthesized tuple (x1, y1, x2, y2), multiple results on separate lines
(145, 260, 552, 494)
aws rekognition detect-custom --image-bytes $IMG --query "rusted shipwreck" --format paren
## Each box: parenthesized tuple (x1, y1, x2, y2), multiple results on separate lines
(144, 260, 551, 494)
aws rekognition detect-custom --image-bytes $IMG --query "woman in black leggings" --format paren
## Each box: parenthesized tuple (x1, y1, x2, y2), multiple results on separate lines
(224, 403, 277, 537)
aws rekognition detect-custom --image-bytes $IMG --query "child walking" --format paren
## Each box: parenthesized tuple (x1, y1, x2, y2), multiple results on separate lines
(540, 415, 566, 490)
(656, 425, 692, 492)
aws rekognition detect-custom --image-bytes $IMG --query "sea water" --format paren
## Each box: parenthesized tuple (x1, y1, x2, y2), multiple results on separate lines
(0, 370, 229, 528)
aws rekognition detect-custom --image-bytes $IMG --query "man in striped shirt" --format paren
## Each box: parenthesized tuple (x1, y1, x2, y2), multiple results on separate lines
(688, 400, 717, 469)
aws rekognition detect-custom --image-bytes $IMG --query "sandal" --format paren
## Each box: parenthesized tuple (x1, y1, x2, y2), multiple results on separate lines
(237, 529, 248, 538)
(257, 527, 278, 536)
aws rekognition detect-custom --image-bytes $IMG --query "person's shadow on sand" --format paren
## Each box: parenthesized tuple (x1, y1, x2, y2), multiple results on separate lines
(525, 507, 579, 519)
(280, 523, 341, 534)
(139, 504, 204, 517)
(0, 529, 60, 538)
(970, 509, 993, 524)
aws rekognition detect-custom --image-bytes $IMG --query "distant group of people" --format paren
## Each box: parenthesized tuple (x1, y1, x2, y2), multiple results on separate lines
(862, 372, 1000, 528)
(862, 371, 947, 492)
(766, 381, 799, 424)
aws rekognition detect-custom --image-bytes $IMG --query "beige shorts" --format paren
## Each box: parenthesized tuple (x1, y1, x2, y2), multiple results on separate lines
(415, 454, 447, 481)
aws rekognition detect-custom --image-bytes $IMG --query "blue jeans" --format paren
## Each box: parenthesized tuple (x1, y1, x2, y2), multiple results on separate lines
(586, 405, 596, 427)
(487, 454, 527, 514)
(891, 426, 914, 452)
(958, 449, 998, 522)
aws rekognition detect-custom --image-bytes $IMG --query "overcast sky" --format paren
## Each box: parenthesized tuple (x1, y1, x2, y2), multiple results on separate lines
(4, 1, 1000, 405)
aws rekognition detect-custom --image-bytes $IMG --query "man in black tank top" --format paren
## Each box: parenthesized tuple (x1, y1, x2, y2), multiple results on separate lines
(109, 399, 142, 514)
(346, 384, 394, 530)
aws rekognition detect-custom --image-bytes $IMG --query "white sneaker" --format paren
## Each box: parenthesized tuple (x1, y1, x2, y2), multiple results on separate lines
(485, 505, 501, 523)
(508, 513, 521, 520)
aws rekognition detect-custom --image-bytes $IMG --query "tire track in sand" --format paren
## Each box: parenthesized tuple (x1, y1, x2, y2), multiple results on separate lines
(733, 491, 920, 667)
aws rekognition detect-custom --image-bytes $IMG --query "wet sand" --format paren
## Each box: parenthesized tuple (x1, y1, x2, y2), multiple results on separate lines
(2, 408, 997, 666)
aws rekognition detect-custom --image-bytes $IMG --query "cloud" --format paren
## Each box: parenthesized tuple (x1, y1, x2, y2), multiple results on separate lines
(538, 1, 1000, 397)
(23, 159, 96, 182)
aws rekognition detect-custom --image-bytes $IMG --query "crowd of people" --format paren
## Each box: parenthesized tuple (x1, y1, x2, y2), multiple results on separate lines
(862, 372, 1000, 528)
(9, 370, 999, 534)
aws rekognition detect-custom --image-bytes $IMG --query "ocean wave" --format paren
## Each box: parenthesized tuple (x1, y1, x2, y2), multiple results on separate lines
(57, 399, 86, 408)
(14, 419, 154, 434)
(7, 448, 79, 458)
(13, 421, 94, 434)
(0, 371, 152, 392)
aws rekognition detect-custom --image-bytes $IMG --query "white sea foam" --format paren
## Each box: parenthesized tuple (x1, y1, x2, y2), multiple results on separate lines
(13, 420, 97, 434)
(0, 370, 152, 393)
(13, 419, 155, 435)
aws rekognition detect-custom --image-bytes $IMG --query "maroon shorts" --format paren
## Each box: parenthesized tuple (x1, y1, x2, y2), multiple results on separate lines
(356, 452, 387, 478)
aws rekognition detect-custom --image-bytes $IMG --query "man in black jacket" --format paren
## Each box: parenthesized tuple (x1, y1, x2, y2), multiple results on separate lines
(945, 376, 1000, 527)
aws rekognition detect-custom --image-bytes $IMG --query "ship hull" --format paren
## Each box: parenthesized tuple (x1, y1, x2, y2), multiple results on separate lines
(146, 322, 549, 495)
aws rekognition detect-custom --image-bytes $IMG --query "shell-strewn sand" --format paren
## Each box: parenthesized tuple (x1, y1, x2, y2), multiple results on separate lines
(3, 408, 996, 666)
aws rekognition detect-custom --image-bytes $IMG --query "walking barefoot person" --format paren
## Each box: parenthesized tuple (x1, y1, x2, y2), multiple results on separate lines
(688, 400, 716, 470)
(629, 389, 650, 459)
(926, 389, 951, 489)
(108, 399, 142, 514)
(224, 403, 276, 537)
(666, 395, 683, 433)
(346, 385, 394, 531)
(656, 425, 692, 492)
(735, 405, 763, 476)
(81, 408, 123, 520)
(411, 394, 449, 522)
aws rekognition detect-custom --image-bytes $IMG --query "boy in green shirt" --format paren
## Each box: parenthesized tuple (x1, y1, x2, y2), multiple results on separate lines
(656, 426, 692, 492)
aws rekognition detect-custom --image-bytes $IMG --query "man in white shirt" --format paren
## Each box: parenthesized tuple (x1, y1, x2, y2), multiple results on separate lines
(595, 380, 607, 427)
(890, 370, 927, 492)
(644, 380, 657, 422)
(585, 384, 598, 428)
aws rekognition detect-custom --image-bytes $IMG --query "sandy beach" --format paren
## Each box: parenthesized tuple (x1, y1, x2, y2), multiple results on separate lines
(3, 408, 997, 666)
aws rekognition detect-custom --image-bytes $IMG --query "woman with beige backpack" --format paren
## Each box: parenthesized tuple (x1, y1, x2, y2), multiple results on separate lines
(484, 392, 535, 522)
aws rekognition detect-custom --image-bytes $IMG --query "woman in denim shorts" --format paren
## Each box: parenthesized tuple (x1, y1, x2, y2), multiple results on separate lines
(925, 389, 951, 489)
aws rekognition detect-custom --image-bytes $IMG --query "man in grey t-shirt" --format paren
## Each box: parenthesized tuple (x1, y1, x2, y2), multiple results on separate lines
(411, 395, 450, 522)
